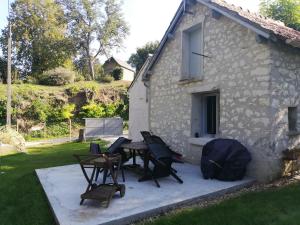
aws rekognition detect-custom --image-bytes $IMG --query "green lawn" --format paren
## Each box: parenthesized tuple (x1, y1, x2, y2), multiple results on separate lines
(0, 142, 300, 225)
(0, 141, 107, 225)
(141, 182, 300, 225)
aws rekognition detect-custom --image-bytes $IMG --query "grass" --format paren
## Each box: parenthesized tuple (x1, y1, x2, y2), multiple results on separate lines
(1, 142, 300, 225)
(0, 141, 107, 225)
(140, 182, 300, 225)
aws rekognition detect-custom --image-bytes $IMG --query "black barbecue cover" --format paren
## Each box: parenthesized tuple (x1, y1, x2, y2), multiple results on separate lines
(201, 139, 251, 181)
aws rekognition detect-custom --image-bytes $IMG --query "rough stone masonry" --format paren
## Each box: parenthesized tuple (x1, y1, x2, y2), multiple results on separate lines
(147, 2, 300, 181)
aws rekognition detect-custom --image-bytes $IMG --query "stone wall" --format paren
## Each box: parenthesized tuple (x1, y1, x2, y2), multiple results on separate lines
(269, 42, 300, 177)
(148, 2, 278, 181)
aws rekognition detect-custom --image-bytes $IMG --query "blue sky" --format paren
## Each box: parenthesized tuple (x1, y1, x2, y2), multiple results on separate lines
(0, 0, 10, 31)
(0, 0, 261, 61)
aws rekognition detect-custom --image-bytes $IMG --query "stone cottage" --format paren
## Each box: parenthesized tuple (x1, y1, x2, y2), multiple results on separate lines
(129, 0, 300, 181)
(103, 57, 135, 81)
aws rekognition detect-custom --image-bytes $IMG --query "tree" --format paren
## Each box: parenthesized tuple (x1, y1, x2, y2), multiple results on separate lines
(0, 57, 19, 84)
(61, 104, 75, 141)
(0, 0, 74, 76)
(128, 41, 159, 74)
(260, 0, 300, 31)
(58, 0, 129, 80)
(111, 67, 123, 80)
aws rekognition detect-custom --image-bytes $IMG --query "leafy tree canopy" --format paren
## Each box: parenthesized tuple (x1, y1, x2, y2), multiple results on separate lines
(128, 41, 159, 74)
(58, 0, 129, 80)
(0, 57, 19, 83)
(0, 0, 74, 76)
(260, 0, 300, 31)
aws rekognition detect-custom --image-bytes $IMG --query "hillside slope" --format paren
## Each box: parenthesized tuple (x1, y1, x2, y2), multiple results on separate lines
(0, 81, 130, 139)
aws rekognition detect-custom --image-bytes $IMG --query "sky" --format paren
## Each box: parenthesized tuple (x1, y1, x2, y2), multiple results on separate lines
(0, 0, 261, 62)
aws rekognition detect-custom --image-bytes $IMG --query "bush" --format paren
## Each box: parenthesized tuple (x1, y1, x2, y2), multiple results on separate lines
(39, 67, 75, 86)
(13, 80, 23, 85)
(0, 126, 25, 151)
(26, 99, 50, 122)
(24, 122, 79, 140)
(94, 63, 105, 80)
(24, 76, 38, 84)
(104, 103, 118, 117)
(79, 101, 128, 119)
(75, 73, 85, 82)
(99, 75, 114, 83)
(79, 102, 106, 118)
(111, 67, 123, 80)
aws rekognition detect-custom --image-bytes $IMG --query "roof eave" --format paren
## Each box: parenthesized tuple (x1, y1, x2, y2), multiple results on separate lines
(144, 0, 299, 81)
(197, 0, 271, 39)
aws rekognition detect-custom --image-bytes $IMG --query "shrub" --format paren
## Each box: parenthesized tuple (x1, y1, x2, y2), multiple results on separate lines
(39, 67, 75, 86)
(0, 126, 25, 151)
(24, 76, 38, 84)
(116, 101, 129, 120)
(99, 75, 114, 83)
(79, 102, 106, 118)
(94, 63, 105, 80)
(111, 67, 123, 80)
(104, 103, 118, 117)
(47, 107, 65, 123)
(75, 73, 85, 82)
(25, 122, 71, 140)
(26, 99, 50, 122)
(13, 80, 23, 85)
(80, 101, 129, 119)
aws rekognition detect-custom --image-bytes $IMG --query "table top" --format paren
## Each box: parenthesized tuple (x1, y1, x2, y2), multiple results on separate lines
(79, 155, 120, 166)
(121, 141, 148, 150)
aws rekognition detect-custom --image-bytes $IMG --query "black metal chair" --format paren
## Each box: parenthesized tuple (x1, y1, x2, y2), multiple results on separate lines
(90, 143, 101, 154)
(105, 137, 132, 182)
(140, 131, 184, 164)
(140, 132, 183, 187)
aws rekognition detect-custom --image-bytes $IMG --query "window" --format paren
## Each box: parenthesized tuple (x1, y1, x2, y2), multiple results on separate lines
(191, 92, 219, 137)
(182, 24, 203, 79)
(206, 96, 217, 134)
(288, 107, 297, 132)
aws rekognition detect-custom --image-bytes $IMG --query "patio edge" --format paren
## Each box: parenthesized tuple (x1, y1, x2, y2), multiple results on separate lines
(99, 179, 255, 225)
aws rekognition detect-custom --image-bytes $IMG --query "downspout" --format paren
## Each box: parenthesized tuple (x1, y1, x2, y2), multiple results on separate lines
(144, 74, 151, 133)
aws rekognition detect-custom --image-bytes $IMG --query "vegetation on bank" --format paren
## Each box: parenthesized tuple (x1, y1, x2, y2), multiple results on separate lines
(0, 80, 130, 140)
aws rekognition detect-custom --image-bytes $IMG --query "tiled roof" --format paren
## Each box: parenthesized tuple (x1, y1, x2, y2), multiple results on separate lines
(113, 58, 135, 72)
(209, 0, 300, 48)
(144, 0, 300, 78)
(105, 57, 135, 72)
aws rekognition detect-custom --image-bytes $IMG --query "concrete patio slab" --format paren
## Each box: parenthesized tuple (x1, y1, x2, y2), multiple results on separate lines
(36, 162, 254, 225)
